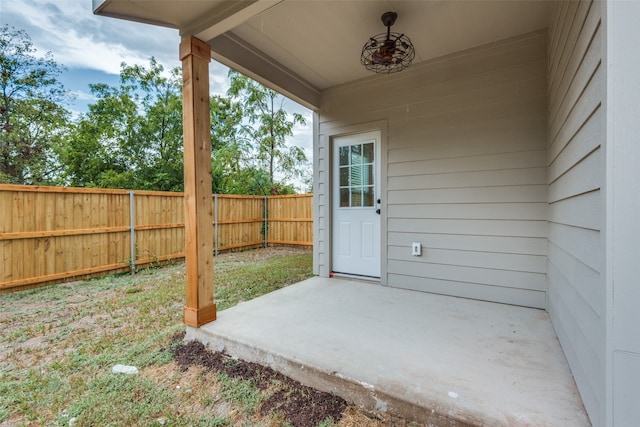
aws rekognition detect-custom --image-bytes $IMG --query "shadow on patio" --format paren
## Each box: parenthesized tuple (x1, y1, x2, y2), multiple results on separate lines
(187, 277, 589, 426)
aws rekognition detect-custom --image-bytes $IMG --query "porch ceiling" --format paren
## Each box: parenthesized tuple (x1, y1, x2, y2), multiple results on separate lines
(94, 0, 551, 109)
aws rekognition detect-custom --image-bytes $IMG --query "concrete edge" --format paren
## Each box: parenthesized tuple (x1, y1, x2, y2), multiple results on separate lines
(186, 326, 484, 427)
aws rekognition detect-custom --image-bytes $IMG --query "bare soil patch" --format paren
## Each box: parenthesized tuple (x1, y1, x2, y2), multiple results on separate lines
(172, 331, 348, 427)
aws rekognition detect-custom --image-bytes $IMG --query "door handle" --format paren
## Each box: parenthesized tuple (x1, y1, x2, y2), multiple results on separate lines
(376, 209, 381, 214)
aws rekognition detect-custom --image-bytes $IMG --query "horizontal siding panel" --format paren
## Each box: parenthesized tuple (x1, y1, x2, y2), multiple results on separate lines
(387, 203, 547, 221)
(388, 150, 547, 176)
(548, 1, 571, 67)
(389, 218, 547, 238)
(389, 273, 546, 308)
(548, 0, 593, 108)
(388, 246, 546, 273)
(388, 93, 546, 137)
(388, 233, 547, 256)
(547, 261, 604, 356)
(384, 75, 546, 122)
(547, 0, 578, 91)
(547, 2, 604, 424)
(327, 61, 546, 116)
(322, 93, 546, 138)
(388, 259, 546, 292)
(548, 222, 601, 272)
(547, 262, 604, 384)
(388, 185, 548, 204)
(388, 168, 547, 190)
(549, 106, 602, 182)
(547, 286, 603, 426)
(550, 2, 600, 125)
(388, 114, 546, 159)
(548, 190, 602, 231)
(550, 49, 602, 151)
(548, 241, 603, 316)
(548, 147, 601, 201)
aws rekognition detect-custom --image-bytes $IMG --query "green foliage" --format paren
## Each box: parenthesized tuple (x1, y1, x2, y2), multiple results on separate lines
(216, 373, 265, 415)
(56, 58, 184, 191)
(316, 418, 339, 427)
(0, 25, 70, 184)
(209, 94, 253, 194)
(227, 70, 308, 195)
(2, 25, 310, 194)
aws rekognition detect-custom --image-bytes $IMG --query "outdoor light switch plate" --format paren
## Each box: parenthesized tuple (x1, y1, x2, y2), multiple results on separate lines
(412, 242, 421, 256)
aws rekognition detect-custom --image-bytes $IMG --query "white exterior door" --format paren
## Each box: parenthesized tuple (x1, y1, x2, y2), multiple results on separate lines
(332, 131, 381, 278)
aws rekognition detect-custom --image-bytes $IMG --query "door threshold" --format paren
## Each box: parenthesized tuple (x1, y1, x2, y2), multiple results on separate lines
(331, 272, 381, 283)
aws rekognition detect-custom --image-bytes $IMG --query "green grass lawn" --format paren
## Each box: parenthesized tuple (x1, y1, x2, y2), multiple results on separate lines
(0, 247, 325, 426)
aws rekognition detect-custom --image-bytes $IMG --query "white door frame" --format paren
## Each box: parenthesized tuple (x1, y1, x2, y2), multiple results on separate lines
(326, 121, 388, 283)
(332, 131, 381, 278)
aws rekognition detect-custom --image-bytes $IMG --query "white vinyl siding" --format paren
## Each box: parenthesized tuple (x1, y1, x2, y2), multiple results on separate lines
(547, 1, 604, 425)
(316, 31, 548, 308)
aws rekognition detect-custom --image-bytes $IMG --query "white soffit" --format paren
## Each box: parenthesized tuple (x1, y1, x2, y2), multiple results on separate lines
(94, 0, 551, 107)
(93, 0, 224, 29)
(228, 0, 551, 90)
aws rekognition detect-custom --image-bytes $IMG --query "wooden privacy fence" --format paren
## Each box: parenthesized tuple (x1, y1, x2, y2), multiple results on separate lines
(0, 185, 312, 292)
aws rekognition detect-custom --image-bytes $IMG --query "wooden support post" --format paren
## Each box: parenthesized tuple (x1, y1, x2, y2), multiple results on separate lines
(180, 36, 216, 327)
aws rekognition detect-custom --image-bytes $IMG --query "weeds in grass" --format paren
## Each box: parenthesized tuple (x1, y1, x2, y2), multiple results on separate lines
(0, 248, 314, 426)
(216, 373, 265, 415)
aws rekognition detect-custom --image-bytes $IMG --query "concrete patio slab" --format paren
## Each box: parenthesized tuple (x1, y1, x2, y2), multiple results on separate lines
(186, 277, 590, 426)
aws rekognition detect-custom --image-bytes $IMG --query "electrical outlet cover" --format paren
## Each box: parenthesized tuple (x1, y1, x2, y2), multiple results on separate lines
(412, 242, 421, 256)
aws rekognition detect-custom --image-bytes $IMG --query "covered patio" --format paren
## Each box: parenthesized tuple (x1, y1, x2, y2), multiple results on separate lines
(187, 276, 589, 426)
(93, 1, 640, 425)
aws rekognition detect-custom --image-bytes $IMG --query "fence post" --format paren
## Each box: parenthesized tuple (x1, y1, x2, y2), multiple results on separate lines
(263, 195, 268, 248)
(214, 193, 219, 256)
(129, 191, 136, 274)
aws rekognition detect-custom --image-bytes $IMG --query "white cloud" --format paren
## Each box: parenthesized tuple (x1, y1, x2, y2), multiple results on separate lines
(210, 61, 232, 96)
(2, 0, 179, 75)
(69, 89, 97, 102)
(288, 109, 313, 153)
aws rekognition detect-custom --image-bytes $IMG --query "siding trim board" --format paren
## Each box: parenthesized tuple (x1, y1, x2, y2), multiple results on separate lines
(605, 1, 640, 424)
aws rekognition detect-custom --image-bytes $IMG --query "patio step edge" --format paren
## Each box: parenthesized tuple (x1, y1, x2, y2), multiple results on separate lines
(186, 326, 485, 427)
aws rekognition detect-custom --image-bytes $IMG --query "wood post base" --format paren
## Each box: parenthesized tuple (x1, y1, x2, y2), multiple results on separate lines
(183, 304, 217, 327)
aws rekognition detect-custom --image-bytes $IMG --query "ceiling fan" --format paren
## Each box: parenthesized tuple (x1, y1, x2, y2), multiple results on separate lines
(361, 11, 415, 74)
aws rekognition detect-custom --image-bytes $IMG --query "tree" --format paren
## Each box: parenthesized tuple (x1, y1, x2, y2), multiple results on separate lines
(209, 94, 250, 193)
(227, 70, 307, 195)
(0, 25, 70, 184)
(57, 58, 183, 190)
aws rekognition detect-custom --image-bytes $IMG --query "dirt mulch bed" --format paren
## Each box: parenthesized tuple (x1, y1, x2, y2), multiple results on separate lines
(170, 332, 348, 427)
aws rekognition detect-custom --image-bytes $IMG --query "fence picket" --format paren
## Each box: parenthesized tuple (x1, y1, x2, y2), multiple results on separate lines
(0, 184, 312, 292)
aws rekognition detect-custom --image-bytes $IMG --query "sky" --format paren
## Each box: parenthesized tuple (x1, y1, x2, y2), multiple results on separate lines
(1, 0, 313, 189)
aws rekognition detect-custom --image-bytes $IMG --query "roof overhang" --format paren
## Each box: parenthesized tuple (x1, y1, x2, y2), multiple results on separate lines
(94, 0, 552, 110)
